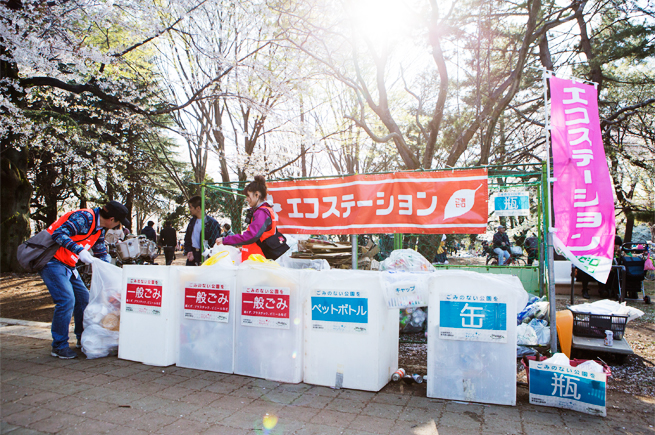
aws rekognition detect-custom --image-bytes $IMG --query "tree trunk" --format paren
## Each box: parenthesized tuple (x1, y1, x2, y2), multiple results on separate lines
(624, 210, 634, 243)
(1, 6, 32, 272)
(1, 151, 32, 272)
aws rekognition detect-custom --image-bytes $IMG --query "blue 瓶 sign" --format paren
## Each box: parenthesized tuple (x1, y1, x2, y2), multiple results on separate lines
(494, 192, 530, 216)
(528, 360, 606, 416)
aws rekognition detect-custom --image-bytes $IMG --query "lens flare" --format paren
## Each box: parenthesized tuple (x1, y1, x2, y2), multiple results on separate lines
(293, 317, 301, 325)
(292, 351, 297, 359)
(263, 413, 278, 430)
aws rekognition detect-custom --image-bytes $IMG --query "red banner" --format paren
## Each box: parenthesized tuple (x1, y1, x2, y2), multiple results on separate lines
(266, 169, 488, 234)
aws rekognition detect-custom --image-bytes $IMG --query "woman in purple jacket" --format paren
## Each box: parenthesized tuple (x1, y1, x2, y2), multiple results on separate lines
(215, 175, 288, 260)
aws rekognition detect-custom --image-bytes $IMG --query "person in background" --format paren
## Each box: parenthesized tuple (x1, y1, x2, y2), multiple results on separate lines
(614, 232, 623, 257)
(215, 175, 289, 261)
(492, 225, 511, 265)
(576, 268, 608, 299)
(40, 201, 130, 359)
(524, 233, 539, 266)
(184, 195, 221, 266)
(221, 223, 234, 237)
(160, 221, 177, 265)
(141, 220, 157, 243)
(433, 235, 448, 264)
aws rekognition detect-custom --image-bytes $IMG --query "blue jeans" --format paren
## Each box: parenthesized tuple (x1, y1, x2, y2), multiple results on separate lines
(494, 248, 510, 265)
(39, 260, 89, 350)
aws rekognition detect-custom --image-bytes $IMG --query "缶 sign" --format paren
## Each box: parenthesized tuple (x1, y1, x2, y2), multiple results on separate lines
(493, 191, 530, 217)
(529, 360, 606, 416)
(241, 286, 290, 329)
(267, 169, 488, 235)
(311, 289, 368, 334)
(125, 277, 162, 316)
(184, 282, 230, 322)
(439, 293, 507, 343)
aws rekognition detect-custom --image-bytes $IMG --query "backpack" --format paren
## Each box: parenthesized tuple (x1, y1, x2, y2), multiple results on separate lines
(256, 230, 290, 260)
(16, 230, 60, 272)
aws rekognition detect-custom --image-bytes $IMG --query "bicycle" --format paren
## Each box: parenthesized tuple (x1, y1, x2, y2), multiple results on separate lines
(485, 246, 527, 266)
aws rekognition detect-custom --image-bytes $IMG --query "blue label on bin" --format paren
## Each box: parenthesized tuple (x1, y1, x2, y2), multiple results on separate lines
(440, 301, 506, 330)
(439, 295, 507, 342)
(311, 294, 368, 333)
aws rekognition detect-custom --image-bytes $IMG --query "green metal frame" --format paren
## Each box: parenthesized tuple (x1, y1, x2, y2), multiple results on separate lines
(192, 164, 550, 293)
(191, 182, 246, 259)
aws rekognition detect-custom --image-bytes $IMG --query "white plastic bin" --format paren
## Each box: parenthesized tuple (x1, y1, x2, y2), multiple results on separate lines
(118, 265, 178, 366)
(234, 262, 303, 383)
(304, 270, 398, 391)
(427, 271, 520, 405)
(176, 264, 237, 373)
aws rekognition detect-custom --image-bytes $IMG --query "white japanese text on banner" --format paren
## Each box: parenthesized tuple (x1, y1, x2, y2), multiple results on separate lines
(550, 77, 615, 283)
(266, 169, 488, 235)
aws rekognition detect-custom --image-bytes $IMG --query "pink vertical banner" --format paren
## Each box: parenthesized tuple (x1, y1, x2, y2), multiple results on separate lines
(550, 76, 615, 283)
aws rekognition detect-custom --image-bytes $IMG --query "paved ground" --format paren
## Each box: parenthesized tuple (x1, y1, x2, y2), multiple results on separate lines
(1, 320, 653, 435)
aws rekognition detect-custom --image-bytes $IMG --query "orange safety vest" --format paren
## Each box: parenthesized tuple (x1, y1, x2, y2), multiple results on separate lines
(241, 205, 277, 262)
(46, 209, 101, 267)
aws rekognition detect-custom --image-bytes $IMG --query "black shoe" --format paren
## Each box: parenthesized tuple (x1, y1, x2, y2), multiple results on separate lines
(582, 289, 590, 299)
(51, 347, 77, 359)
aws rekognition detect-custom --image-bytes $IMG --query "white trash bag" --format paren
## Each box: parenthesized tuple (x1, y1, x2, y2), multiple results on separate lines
(380, 249, 435, 272)
(81, 260, 123, 359)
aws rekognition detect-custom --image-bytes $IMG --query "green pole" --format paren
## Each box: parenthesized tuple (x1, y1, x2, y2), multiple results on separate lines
(393, 233, 403, 250)
(201, 184, 206, 260)
(539, 162, 548, 297)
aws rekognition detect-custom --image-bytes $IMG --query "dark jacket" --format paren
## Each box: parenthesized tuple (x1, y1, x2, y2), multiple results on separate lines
(141, 225, 157, 242)
(184, 215, 221, 254)
(524, 236, 538, 250)
(492, 231, 510, 250)
(160, 226, 177, 247)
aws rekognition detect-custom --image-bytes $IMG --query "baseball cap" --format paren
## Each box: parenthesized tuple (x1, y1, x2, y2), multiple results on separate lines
(104, 201, 130, 227)
(497, 225, 505, 230)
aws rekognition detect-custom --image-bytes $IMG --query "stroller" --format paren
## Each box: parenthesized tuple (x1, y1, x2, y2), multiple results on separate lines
(620, 242, 649, 303)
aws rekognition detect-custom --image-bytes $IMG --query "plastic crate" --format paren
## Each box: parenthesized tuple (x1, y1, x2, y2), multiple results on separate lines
(571, 311, 627, 340)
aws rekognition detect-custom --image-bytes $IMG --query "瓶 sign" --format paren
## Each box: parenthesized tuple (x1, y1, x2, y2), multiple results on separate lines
(493, 191, 530, 216)
(529, 360, 606, 416)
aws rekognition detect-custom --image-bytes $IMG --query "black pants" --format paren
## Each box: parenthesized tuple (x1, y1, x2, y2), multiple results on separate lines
(164, 246, 175, 265)
(527, 249, 538, 266)
(185, 249, 201, 266)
